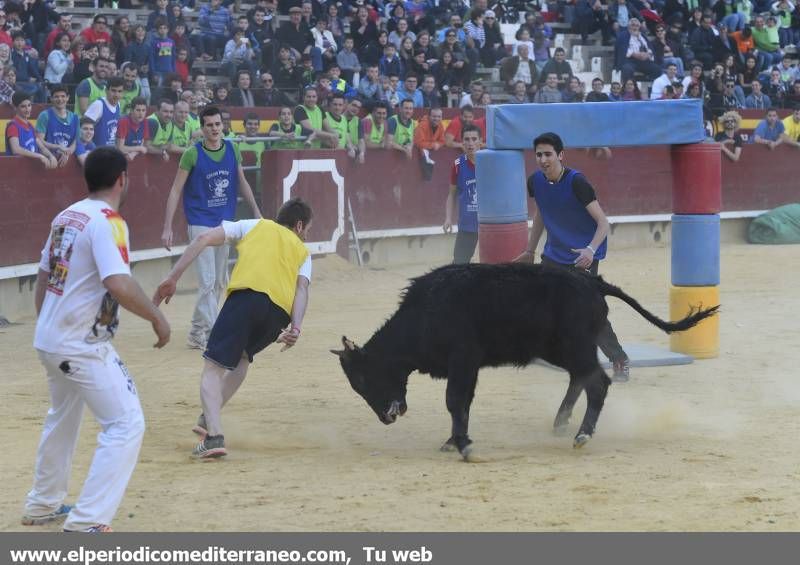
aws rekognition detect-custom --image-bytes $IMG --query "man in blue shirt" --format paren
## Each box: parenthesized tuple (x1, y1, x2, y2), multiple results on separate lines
(396, 74, 424, 107)
(752, 108, 785, 150)
(515, 132, 630, 382)
(443, 125, 480, 264)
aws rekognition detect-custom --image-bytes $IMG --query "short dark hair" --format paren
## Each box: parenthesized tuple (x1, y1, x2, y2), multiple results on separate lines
(276, 197, 313, 229)
(766, 107, 779, 114)
(130, 96, 148, 109)
(400, 98, 414, 107)
(12, 91, 31, 107)
(80, 117, 95, 127)
(244, 112, 260, 122)
(533, 132, 564, 153)
(84, 147, 127, 193)
(107, 76, 125, 89)
(158, 97, 174, 108)
(462, 124, 481, 139)
(155, 17, 168, 29)
(50, 83, 69, 96)
(200, 105, 222, 125)
(11, 30, 25, 41)
(460, 104, 474, 115)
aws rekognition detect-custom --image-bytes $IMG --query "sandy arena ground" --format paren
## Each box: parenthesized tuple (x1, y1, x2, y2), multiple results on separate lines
(1, 243, 799, 532)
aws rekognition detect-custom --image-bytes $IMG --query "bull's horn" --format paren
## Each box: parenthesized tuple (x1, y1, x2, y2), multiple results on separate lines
(330, 349, 345, 357)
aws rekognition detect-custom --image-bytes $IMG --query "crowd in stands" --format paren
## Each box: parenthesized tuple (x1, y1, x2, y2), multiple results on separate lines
(3, 0, 800, 168)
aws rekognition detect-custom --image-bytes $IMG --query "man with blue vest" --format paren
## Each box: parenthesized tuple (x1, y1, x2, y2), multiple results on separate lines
(5, 92, 58, 169)
(83, 77, 124, 148)
(115, 97, 150, 162)
(443, 124, 481, 264)
(153, 198, 313, 458)
(161, 106, 262, 351)
(515, 132, 630, 382)
(35, 84, 79, 168)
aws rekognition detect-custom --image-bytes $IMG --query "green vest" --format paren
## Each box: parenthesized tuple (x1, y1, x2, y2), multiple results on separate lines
(187, 113, 201, 132)
(148, 113, 174, 145)
(364, 114, 385, 145)
(298, 104, 323, 147)
(327, 114, 350, 149)
(238, 140, 266, 166)
(170, 120, 195, 148)
(346, 115, 359, 146)
(271, 124, 305, 149)
(76, 78, 106, 117)
(388, 115, 415, 146)
(119, 82, 141, 115)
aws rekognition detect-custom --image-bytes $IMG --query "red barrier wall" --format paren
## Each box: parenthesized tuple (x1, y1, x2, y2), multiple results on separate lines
(1, 144, 796, 268)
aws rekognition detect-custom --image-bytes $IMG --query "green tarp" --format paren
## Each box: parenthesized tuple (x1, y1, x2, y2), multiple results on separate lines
(748, 204, 800, 244)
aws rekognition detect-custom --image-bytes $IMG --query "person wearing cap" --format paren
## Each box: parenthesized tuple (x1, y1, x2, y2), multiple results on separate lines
(481, 9, 505, 67)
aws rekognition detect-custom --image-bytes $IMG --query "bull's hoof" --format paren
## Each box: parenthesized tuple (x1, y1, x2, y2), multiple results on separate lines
(553, 424, 569, 437)
(440, 438, 457, 452)
(573, 433, 591, 449)
(460, 444, 474, 462)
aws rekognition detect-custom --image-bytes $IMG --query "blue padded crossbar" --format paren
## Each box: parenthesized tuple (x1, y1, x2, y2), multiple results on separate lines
(485, 99, 705, 149)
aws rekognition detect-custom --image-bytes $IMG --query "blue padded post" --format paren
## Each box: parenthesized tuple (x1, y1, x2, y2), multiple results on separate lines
(671, 214, 720, 286)
(485, 99, 705, 149)
(475, 149, 529, 224)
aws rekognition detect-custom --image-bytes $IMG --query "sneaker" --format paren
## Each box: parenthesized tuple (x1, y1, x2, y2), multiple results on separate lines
(192, 413, 208, 439)
(192, 435, 227, 459)
(21, 504, 72, 526)
(612, 358, 630, 383)
(186, 334, 207, 350)
(64, 524, 113, 532)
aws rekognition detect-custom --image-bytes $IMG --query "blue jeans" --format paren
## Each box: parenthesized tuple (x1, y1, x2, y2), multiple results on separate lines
(722, 14, 746, 32)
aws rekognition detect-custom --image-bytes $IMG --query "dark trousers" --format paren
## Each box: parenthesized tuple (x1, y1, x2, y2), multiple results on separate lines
(541, 255, 628, 363)
(453, 230, 478, 264)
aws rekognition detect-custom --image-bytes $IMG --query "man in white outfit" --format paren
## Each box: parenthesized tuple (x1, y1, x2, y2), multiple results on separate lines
(22, 146, 170, 533)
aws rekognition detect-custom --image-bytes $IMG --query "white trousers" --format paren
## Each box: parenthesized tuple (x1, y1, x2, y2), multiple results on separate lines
(188, 224, 230, 340)
(26, 344, 145, 531)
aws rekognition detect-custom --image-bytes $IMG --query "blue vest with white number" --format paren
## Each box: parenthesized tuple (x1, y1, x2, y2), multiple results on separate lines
(455, 154, 478, 233)
(531, 168, 607, 264)
(92, 101, 120, 147)
(183, 140, 239, 227)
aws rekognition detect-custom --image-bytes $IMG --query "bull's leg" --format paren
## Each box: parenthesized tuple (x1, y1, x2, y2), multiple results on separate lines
(553, 377, 584, 436)
(441, 356, 479, 459)
(574, 367, 611, 448)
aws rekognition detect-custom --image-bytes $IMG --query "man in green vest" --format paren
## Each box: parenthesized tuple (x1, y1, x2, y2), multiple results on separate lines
(145, 98, 175, 161)
(268, 106, 317, 149)
(237, 112, 266, 167)
(323, 93, 362, 160)
(361, 102, 388, 153)
(181, 90, 202, 132)
(387, 98, 416, 160)
(74, 57, 110, 117)
(293, 87, 338, 148)
(119, 63, 142, 115)
(168, 100, 201, 155)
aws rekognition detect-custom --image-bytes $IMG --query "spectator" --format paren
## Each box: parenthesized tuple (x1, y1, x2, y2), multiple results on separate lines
(10, 31, 43, 102)
(388, 18, 416, 50)
(250, 6, 276, 70)
(181, 90, 202, 131)
(539, 47, 573, 89)
(115, 96, 150, 161)
(150, 19, 176, 87)
(311, 17, 337, 71)
(175, 47, 190, 86)
(119, 63, 145, 114)
(379, 73, 400, 107)
(563, 76, 585, 102)
(751, 15, 782, 69)
(156, 73, 184, 104)
(361, 102, 389, 150)
(652, 24, 685, 77)
(608, 80, 623, 100)
(386, 2, 407, 35)
(651, 62, 680, 100)
(482, 10, 505, 67)
(80, 15, 111, 47)
(325, 3, 345, 46)
(257, 72, 290, 106)
(358, 63, 382, 102)
(764, 68, 787, 105)
(463, 9, 485, 71)
(193, 72, 214, 106)
(276, 6, 311, 61)
(295, 87, 338, 147)
(43, 13, 75, 60)
(75, 57, 110, 117)
(534, 72, 564, 102)
(238, 112, 266, 166)
(323, 93, 358, 153)
(730, 26, 757, 66)
(737, 54, 759, 95)
(586, 77, 611, 101)
(35, 84, 79, 168)
(169, 100, 201, 152)
(111, 17, 131, 66)
(784, 79, 800, 107)
(387, 98, 416, 159)
(361, 29, 388, 68)
(437, 13, 466, 44)
(171, 21, 193, 61)
(298, 52, 316, 85)
(398, 36, 416, 69)
(147, 0, 176, 32)
(445, 104, 486, 148)
(621, 77, 642, 100)
(5, 92, 57, 168)
(682, 62, 706, 97)
(752, 107, 785, 148)
(713, 22, 739, 63)
(45, 32, 74, 84)
(268, 106, 317, 149)
(145, 98, 175, 159)
(745, 80, 772, 108)
(775, 56, 800, 86)
(414, 30, 438, 63)
(337, 35, 360, 84)
(714, 110, 744, 161)
(420, 74, 441, 108)
(772, 0, 794, 46)
(222, 27, 257, 82)
(460, 80, 484, 108)
(74, 118, 95, 166)
(224, 70, 258, 107)
(500, 43, 537, 95)
(0, 12, 9, 49)
(622, 18, 662, 82)
(0, 65, 14, 105)
(512, 28, 535, 57)
(508, 80, 531, 103)
(84, 76, 124, 148)
(124, 26, 151, 75)
(780, 105, 800, 147)
(397, 74, 424, 107)
(414, 106, 445, 150)
(435, 48, 468, 100)
(379, 41, 404, 78)
(575, 0, 613, 45)
(351, 5, 378, 55)
(197, 0, 233, 60)
(609, 0, 641, 37)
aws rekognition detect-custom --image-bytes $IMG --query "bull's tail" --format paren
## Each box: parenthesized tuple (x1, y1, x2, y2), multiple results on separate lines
(595, 277, 719, 333)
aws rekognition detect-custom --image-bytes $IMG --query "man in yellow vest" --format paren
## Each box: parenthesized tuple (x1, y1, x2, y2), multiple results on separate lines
(153, 197, 313, 459)
(145, 99, 175, 161)
(387, 98, 416, 160)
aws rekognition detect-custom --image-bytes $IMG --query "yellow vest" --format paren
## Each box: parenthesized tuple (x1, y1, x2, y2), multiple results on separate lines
(227, 220, 309, 315)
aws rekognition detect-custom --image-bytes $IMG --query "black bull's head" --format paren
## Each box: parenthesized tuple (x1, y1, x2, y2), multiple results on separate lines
(331, 336, 408, 425)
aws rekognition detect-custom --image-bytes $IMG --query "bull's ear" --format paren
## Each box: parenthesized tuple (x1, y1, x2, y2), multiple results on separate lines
(342, 335, 358, 351)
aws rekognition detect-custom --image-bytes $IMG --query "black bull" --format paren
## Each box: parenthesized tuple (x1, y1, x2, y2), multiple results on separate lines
(332, 263, 719, 458)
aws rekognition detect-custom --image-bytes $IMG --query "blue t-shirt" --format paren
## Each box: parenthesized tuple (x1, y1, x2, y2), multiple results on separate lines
(451, 154, 478, 233)
(752, 119, 784, 142)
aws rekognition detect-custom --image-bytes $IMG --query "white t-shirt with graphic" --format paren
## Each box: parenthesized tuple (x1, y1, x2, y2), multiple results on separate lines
(34, 198, 132, 355)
